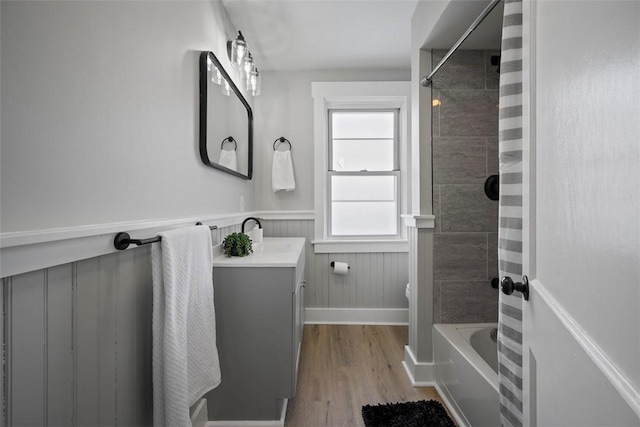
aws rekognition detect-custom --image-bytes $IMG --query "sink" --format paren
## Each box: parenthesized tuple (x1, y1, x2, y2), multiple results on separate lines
(213, 237, 305, 267)
(253, 240, 293, 253)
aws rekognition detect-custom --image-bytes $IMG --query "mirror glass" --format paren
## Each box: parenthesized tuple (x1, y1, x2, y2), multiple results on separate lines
(199, 51, 253, 179)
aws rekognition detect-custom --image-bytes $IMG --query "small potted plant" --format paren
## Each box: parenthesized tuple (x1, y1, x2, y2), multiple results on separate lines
(222, 232, 253, 257)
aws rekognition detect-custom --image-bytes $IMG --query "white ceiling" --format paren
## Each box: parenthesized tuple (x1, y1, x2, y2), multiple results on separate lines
(221, 0, 504, 72)
(221, 0, 420, 71)
(424, 0, 504, 51)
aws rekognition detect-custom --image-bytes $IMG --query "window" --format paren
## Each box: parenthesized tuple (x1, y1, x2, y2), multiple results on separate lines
(328, 110, 400, 237)
(311, 81, 410, 253)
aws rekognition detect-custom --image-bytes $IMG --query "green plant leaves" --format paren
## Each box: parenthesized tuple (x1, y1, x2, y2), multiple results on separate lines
(222, 232, 253, 257)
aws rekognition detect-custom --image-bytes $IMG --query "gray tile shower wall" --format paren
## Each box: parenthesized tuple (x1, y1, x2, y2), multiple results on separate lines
(434, 280, 499, 323)
(431, 49, 500, 323)
(438, 90, 499, 137)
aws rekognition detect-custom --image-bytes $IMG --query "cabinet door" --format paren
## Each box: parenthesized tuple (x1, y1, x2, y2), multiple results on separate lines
(209, 266, 295, 420)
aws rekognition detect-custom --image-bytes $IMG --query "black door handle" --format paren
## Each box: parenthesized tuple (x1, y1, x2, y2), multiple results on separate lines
(501, 275, 529, 301)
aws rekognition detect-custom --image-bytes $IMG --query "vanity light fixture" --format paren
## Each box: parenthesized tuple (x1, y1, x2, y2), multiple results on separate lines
(248, 68, 261, 97)
(228, 31, 247, 70)
(227, 30, 261, 96)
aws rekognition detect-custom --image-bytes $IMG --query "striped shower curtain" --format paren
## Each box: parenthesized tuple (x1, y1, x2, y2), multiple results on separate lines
(497, 0, 524, 426)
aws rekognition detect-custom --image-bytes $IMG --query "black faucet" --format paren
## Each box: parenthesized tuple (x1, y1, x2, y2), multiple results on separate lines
(241, 217, 262, 234)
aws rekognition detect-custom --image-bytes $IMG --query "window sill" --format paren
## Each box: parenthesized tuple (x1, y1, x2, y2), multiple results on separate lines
(311, 239, 409, 253)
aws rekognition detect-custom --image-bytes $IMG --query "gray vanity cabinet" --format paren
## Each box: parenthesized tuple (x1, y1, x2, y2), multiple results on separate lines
(205, 242, 305, 422)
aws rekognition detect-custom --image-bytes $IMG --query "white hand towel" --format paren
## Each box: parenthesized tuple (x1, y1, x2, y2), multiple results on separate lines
(272, 150, 295, 192)
(152, 226, 221, 427)
(218, 149, 237, 171)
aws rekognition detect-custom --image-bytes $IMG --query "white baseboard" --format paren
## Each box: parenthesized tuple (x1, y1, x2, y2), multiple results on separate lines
(207, 399, 287, 427)
(304, 308, 408, 325)
(402, 345, 435, 385)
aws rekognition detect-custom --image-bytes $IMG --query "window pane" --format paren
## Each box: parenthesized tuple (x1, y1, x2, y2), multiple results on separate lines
(332, 201, 397, 236)
(331, 175, 396, 201)
(332, 139, 394, 171)
(331, 111, 394, 139)
(327, 109, 400, 238)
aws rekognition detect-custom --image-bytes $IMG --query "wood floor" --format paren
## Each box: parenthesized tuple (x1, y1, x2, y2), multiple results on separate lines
(284, 325, 447, 426)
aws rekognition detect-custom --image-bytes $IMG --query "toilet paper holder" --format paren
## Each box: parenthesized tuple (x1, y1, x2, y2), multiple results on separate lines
(330, 261, 350, 270)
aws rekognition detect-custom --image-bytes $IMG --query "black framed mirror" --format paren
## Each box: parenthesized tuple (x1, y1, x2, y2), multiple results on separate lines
(199, 51, 253, 179)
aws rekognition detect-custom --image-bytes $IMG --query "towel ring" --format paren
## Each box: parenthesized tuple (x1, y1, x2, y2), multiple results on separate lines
(221, 136, 237, 151)
(273, 137, 292, 151)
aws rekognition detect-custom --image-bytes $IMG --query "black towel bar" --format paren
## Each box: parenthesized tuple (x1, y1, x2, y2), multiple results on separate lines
(220, 136, 237, 151)
(113, 223, 218, 250)
(273, 136, 292, 151)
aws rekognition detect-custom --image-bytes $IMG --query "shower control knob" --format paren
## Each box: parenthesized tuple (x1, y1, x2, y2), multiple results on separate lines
(501, 275, 530, 301)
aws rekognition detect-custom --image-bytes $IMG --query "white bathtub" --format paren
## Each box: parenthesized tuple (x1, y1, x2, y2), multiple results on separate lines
(434, 323, 499, 427)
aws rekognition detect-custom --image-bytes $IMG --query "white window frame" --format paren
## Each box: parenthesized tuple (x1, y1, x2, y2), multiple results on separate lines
(311, 81, 410, 253)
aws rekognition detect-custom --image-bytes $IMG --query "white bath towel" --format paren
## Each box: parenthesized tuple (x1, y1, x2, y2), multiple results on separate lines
(151, 226, 221, 427)
(272, 150, 295, 192)
(218, 149, 237, 171)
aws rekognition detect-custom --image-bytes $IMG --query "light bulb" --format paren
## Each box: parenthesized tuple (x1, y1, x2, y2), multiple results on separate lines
(229, 31, 247, 70)
(236, 44, 246, 60)
(248, 69, 261, 96)
(243, 53, 254, 81)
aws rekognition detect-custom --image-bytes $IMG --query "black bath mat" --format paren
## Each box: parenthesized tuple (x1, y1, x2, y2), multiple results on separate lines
(362, 400, 455, 427)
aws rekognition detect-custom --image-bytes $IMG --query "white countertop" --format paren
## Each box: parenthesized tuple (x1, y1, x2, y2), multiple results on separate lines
(213, 237, 305, 267)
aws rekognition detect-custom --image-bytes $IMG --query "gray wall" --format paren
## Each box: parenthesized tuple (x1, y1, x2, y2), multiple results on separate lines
(0, 2, 256, 424)
(431, 49, 499, 323)
(1, 225, 238, 426)
(5, 249, 153, 427)
(0, 1, 253, 233)
(262, 219, 408, 309)
(253, 70, 412, 311)
(254, 69, 410, 211)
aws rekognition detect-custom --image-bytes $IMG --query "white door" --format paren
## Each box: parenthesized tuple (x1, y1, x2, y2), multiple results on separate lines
(514, 1, 640, 425)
